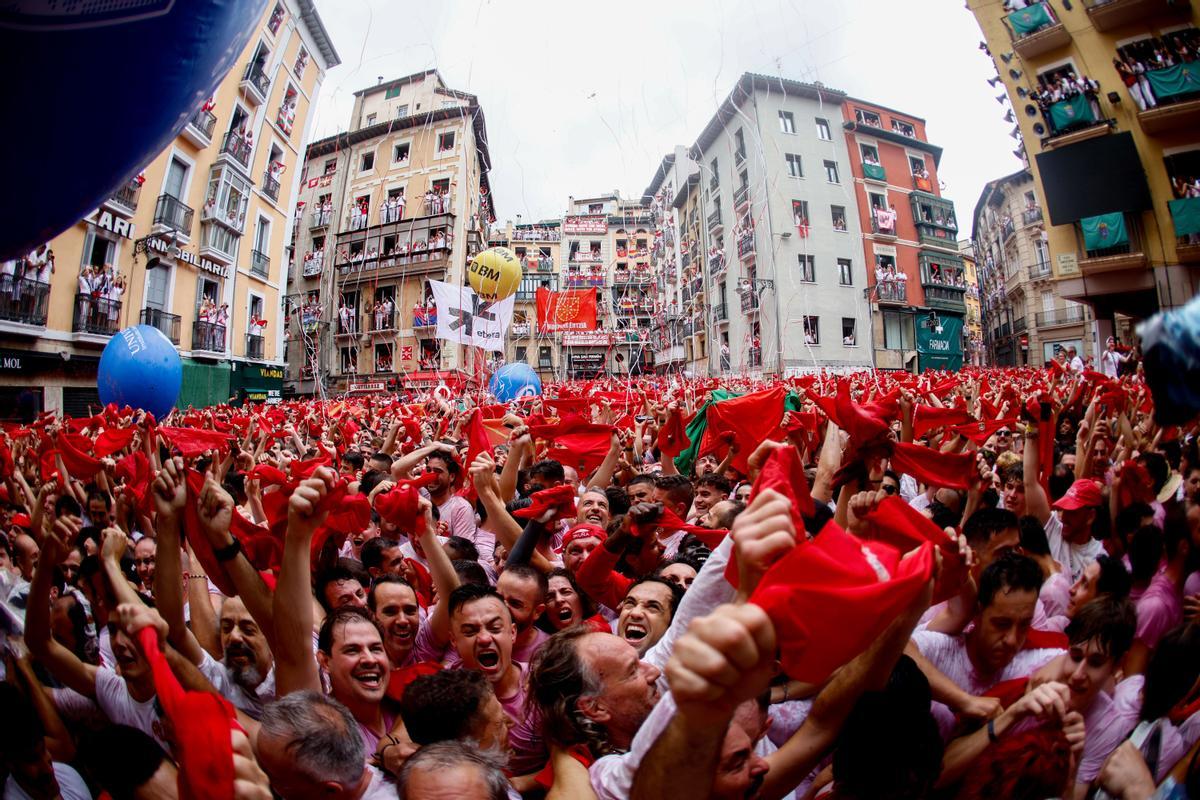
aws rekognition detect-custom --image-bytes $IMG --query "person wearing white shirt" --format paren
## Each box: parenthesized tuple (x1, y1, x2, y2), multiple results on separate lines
(1100, 337, 1129, 378)
(1067, 345, 1085, 374)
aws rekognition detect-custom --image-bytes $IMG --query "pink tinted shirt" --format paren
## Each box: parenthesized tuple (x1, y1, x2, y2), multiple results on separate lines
(438, 495, 489, 559)
(497, 663, 546, 776)
(512, 628, 550, 665)
(1040, 570, 1072, 619)
(1135, 573, 1183, 649)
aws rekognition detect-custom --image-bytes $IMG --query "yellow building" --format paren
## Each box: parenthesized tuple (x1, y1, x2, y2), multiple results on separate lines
(958, 241, 986, 366)
(285, 70, 495, 396)
(0, 0, 338, 415)
(968, 0, 1200, 345)
(487, 221, 562, 382)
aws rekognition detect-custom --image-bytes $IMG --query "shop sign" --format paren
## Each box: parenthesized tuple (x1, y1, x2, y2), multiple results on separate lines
(562, 331, 612, 346)
(562, 215, 608, 235)
(84, 209, 136, 239)
(348, 381, 386, 393)
(145, 236, 229, 278)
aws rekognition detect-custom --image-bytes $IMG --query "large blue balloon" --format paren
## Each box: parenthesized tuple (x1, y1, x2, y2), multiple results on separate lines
(490, 363, 542, 403)
(98, 325, 182, 419)
(0, 0, 267, 258)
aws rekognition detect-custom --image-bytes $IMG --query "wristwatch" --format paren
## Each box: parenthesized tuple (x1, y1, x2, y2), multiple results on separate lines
(214, 538, 242, 563)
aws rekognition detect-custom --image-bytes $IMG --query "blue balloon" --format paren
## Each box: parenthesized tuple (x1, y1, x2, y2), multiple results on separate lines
(97, 325, 182, 419)
(490, 363, 542, 403)
(0, 0, 268, 258)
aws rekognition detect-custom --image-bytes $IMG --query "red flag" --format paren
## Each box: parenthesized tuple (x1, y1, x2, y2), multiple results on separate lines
(698, 386, 788, 474)
(656, 406, 690, 457)
(55, 434, 102, 480)
(458, 408, 494, 503)
(912, 405, 975, 438)
(536, 288, 598, 333)
(527, 415, 615, 473)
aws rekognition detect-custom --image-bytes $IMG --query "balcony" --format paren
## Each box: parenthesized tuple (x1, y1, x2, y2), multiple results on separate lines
(741, 291, 759, 313)
(1136, 71, 1200, 135)
(302, 253, 323, 277)
(140, 308, 181, 344)
(219, 132, 252, 171)
(336, 317, 359, 338)
(613, 271, 652, 287)
(1170, 197, 1200, 262)
(245, 334, 265, 360)
(336, 245, 452, 285)
(689, 276, 703, 297)
(72, 294, 122, 338)
(152, 193, 194, 237)
(748, 347, 762, 368)
(368, 308, 396, 333)
(713, 303, 728, 323)
(1077, 212, 1146, 274)
(922, 284, 967, 313)
(261, 170, 280, 203)
(1022, 207, 1044, 226)
(310, 210, 331, 230)
(1036, 306, 1085, 328)
(707, 207, 723, 232)
(564, 274, 606, 289)
(862, 162, 887, 183)
(734, 184, 750, 209)
(182, 108, 217, 148)
(1006, 2, 1070, 60)
(1083, 0, 1192, 31)
(240, 62, 271, 105)
(870, 212, 898, 238)
(1001, 218, 1016, 242)
(1013, 316, 1027, 334)
(511, 322, 531, 337)
(0, 278, 50, 328)
(710, 253, 727, 280)
(103, 178, 142, 217)
(192, 321, 227, 355)
(912, 174, 935, 193)
(737, 234, 756, 260)
(412, 307, 437, 329)
(1029, 259, 1052, 279)
(250, 249, 270, 279)
(875, 281, 908, 305)
(200, 222, 238, 265)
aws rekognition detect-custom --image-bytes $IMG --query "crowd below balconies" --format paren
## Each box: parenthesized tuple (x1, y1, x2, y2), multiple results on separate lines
(1114, 28, 1200, 111)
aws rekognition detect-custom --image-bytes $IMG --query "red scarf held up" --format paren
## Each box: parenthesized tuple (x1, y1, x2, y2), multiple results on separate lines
(375, 472, 439, 533)
(948, 417, 1020, 446)
(912, 405, 975, 438)
(513, 484, 578, 522)
(158, 426, 234, 457)
(656, 406, 690, 457)
(134, 628, 237, 800)
(698, 386, 788, 474)
(94, 426, 136, 458)
(54, 433, 102, 480)
(527, 416, 616, 473)
(861, 496, 965, 605)
(629, 505, 728, 550)
(749, 520, 934, 684)
(458, 408, 494, 503)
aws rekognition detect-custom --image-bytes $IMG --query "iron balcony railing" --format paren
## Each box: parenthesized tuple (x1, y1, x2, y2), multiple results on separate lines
(154, 193, 194, 233)
(140, 308, 181, 344)
(0, 278, 50, 326)
(73, 294, 121, 336)
(220, 132, 252, 169)
(1036, 307, 1085, 327)
(250, 249, 270, 278)
(188, 108, 217, 140)
(261, 171, 280, 202)
(245, 334, 264, 360)
(193, 321, 226, 352)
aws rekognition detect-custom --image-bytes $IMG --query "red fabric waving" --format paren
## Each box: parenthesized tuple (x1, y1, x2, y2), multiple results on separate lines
(55, 433, 102, 480)
(656, 406, 690, 457)
(629, 505, 728, 549)
(698, 386, 788, 474)
(527, 416, 615, 473)
(375, 472, 439, 533)
(513, 484, 578, 521)
(862, 496, 965, 604)
(912, 405, 975, 438)
(94, 426, 136, 458)
(890, 442, 975, 491)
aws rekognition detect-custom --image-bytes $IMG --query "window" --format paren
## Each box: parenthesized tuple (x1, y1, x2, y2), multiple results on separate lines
(860, 144, 880, 165)
(165, 157, 188, 199)
(734, 129, 746, 160)
(797, 254, 815, 282)
(515, 346, 527, 362)
(441, 100, 457, 109)
(293, 47, 308, 77)
(385, 85, 403, 99)
(710, 158, 719, 188)
(254, 217, 270, 254)
(823, 160, 840, 183)
(883, 311, 915, 350)
(396, 104, 409, 117)
(360, 152, 374, 172)
(842, 318, 857, 346)
(785, 153, 803, 178)
(791, 200, 809, 231)
(855, 109, 882, 128)
(803, 316, 820, 344)
(393, 143, 410, 163)
(539, 346, 552, 366)
(779, 110, 795, 134)
(909, 156, 926, 175)
(267, 3, 284, 34)
(366, 113, 377, 126)
(323, 159, 336, 175)
(831, 205, 847, 232)
(838, 258, 853, 285)
(437, 131, 455, 153)
(815, 118, 831, 140)
(588, 203, 603, 214)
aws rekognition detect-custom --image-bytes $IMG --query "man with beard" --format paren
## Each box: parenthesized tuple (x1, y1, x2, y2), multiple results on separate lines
(496, 565, 550, 663)
(616, 577, 682, 657)
(447, 583, 545, 776)
(426, 452, 487, 558)
(150, 461, 278, 718)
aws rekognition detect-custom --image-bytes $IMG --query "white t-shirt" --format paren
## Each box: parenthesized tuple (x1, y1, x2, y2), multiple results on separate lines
(1045, 513, 1103, 584)
(5, 762, 91, 800)
(196, 648, 277, 719)
(94, 667, 169, 751)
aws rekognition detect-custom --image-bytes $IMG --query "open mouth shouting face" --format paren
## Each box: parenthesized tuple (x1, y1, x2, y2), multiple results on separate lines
(450, 594, 514, 682)
(547, 574, 585, 631)
(617, 580, 675, 657)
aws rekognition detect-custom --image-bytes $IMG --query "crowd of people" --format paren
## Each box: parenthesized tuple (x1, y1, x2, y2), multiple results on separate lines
(1030, 71, 1103, 135)
(74, 266, 125, 334)
(0, 363, 1198, 799)
(196, 297, 230, 350)
(0, 246, 55, 320)
(1114, 28, 1200, 112)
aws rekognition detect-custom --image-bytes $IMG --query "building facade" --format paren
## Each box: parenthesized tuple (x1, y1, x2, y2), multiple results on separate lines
(644, 74, 874, 377)
(969, 0, 1200, 346)
(959, 241, 987, 366)
(487, 220, 562, 382)
(973, 168, 1091, 367)
(283, 70, 495, 397)
(842, 98, 971, 372)
(0, 0, 338, 416)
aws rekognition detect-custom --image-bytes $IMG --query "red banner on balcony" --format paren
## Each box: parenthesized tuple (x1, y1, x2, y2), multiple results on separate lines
(537, 288, 597, 333)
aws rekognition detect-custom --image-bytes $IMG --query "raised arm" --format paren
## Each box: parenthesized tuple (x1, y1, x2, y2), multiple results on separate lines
(498, 428, 531, 503)
(417, 496, 460, 647)
(586, 432, 622, 492)
(149, 457, 206, 666)
(273, 467, 336, 696)
(1024, 418, 1052, 525)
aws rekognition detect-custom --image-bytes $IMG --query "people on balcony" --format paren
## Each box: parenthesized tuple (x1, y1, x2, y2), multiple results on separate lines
(376, 351, 392, 372)
(873, 205, 897, 233)
(381, 194, 405, 224)
(349, 200, 366, 231)
(1114, 28, 1200, 110)
(338, 297, 356, 334)
(1031, 71, 1102, 134)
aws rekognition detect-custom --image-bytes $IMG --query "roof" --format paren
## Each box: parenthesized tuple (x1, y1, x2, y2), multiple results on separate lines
(641, 153, 676, 203)
(354, 69, 439, 98)
(969, 167, 1032, 241)
(841, 121, 944, 166)
(304, 103, 497, 222)
(296, 0, 340, 67)
(692, 72, 847, 156)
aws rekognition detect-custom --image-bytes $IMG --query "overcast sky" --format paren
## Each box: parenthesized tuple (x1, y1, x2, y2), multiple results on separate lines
(308, 0, 1021, 229)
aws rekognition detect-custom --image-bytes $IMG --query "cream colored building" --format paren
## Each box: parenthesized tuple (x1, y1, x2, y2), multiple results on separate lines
(487, 221, 562, 382)
(959, 241, 986, 366)
(284, 70, 496, 396)
(969, 0, 1200, 346)
(972, 168, 1091, 367)
(0, 0, 338, 416)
